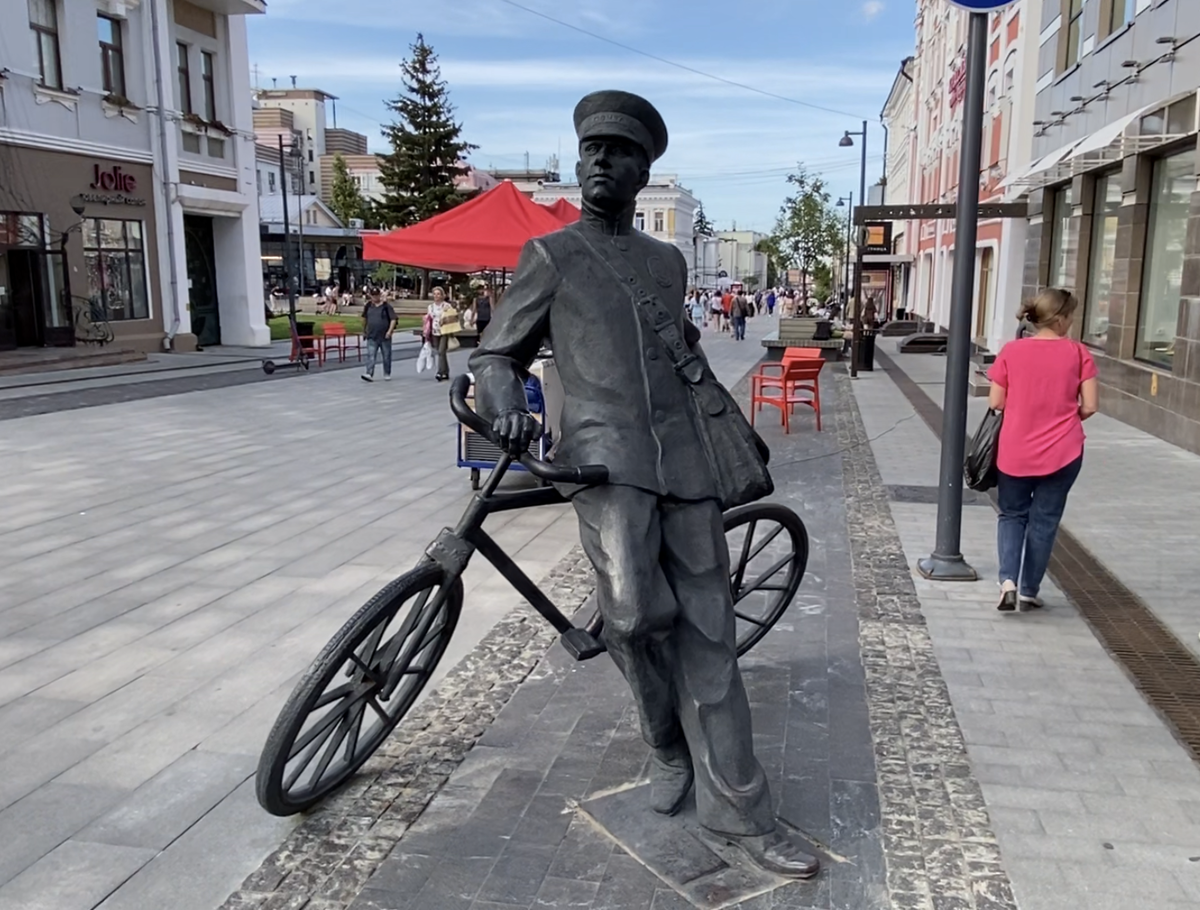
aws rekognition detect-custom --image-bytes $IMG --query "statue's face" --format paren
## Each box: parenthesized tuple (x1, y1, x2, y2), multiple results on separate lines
(576, 137, 648, 212)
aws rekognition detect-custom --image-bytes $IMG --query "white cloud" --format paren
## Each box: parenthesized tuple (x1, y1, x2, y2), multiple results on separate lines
(863, 1, 885, 20)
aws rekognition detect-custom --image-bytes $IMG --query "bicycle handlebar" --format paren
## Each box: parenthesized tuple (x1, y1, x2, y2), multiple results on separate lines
(449, 375, 608, 486)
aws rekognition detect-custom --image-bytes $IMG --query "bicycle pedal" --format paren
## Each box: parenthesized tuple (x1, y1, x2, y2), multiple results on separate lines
(560, 628, 606, 661)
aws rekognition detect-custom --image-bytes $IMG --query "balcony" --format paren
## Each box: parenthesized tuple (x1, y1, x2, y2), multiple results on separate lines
(185, 0, 267, 14)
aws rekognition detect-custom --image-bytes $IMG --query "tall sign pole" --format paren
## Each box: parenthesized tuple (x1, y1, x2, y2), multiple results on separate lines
(918, 0, 1016, 581)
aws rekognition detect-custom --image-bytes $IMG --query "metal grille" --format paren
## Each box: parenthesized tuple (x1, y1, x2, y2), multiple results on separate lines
(877, 348, 1200, 765)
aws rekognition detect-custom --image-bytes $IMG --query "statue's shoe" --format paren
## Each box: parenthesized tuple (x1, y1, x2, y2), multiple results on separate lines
(708, 828, 820, 879)
(649, 746, 694, 816)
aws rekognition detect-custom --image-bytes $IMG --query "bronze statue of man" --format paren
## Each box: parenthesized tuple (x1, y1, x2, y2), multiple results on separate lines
(469, 90, 818, 879)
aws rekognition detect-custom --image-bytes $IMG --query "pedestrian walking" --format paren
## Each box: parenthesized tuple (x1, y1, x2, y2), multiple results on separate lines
(731, 293, 748, 341)
(361, 289, 396, 382)
(987, 288, 1099, 612)
(766, 288, 776, 315)
(709, 292, 724, 332)
(427, 287, 459, 382)
(475, 286, 493, 338)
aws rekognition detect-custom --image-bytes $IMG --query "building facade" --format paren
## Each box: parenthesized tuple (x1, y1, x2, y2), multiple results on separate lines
(1005, 0, 1200, 452)
(713, 231, 770, 291)
(258, 194, 364, 294)
(896, 0, 1042, 354)
(0, 0, 268, 353)
(533, 175, 699, 272)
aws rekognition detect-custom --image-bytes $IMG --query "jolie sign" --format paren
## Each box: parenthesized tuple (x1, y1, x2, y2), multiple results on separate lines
(83, 163, 146, 206)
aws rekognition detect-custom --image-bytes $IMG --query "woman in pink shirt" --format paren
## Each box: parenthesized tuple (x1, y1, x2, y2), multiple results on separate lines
(987, 289, 1099, 612)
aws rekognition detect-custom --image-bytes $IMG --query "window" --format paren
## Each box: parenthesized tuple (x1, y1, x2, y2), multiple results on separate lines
(1061, 0, 1084, 71)
(96, 14, 126, 98)
(309, 170, 315, 185)
(207, 137, 225, 158)
(1137, 151, 1193, 367)
(634, 211, 645, 231)
(177, 42, 192, 115)
(201, 51, 216, 121)
(1106, 0, 1133, 38)
(653, 210, 665, 233)
(1084, 173, 1121, 348)
(268, 171, 277, 193)
(84, 219, 149, 321)
(308, 149, 314, 162)
(1049, 185, 1077, 288)
(181, 132, 201, 153)
(29, 0, 62, 89)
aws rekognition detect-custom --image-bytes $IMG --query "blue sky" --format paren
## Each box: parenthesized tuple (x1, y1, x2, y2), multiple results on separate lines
(249, 0, 914, 232)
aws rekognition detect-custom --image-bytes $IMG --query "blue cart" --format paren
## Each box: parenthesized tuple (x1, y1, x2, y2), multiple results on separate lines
(458, 373, 550, 490)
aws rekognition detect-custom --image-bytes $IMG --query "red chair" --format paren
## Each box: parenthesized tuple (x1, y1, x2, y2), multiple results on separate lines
(289, 319, 325, 366)
(751, 359, 824, 433)
(319, 322, 362, 363)
(783, 347, 824, 362)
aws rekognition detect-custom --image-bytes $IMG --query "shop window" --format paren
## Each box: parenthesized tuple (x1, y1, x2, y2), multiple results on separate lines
(201, 51, 217, 121)
(84, 219, 149, 321)
(1084, 172, 1121, 348)
(653, 210, 665, 233)
(97, 14, 125, 98)
(29, 0, 62, 89)
(177, 42, 192, 115)
(1048, 185, 1077, 288)
(1137, 151, 1193, 367)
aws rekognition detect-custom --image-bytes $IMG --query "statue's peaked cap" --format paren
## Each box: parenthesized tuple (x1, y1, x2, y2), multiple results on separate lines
(573, 90, 668, 163)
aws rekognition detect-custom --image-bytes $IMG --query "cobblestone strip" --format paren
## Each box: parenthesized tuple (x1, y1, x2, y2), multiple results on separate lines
(834, 369, 1019, 910)
(218, 550, 596, 910)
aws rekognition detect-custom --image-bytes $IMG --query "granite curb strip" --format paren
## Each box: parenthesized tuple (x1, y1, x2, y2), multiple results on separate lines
(835, 368, 1019, 910)
(217, 550, 596, 910)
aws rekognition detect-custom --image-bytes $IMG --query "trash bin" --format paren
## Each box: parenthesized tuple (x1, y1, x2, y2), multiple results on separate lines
(856, 330, 878, 372)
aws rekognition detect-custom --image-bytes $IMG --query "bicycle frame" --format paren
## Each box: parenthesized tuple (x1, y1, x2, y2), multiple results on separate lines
(421, 450, 605, 659)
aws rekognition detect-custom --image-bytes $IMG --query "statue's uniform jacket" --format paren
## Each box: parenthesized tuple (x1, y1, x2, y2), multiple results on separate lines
(470, 220, 719, 503)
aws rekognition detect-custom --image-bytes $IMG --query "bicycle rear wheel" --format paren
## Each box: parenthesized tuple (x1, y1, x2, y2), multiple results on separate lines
(256, 562, 462, 816)
(725, 503, 808, 655)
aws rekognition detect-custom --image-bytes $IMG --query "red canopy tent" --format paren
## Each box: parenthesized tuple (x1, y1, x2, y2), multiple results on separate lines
(541, 198, 581, 225)
(363, 181, 566, 272)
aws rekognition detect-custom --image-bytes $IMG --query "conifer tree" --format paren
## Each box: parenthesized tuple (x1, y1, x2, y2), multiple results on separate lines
(328, 154, 366, 226)
(377, 34, 477, 228)
(693, 203, 715, 237)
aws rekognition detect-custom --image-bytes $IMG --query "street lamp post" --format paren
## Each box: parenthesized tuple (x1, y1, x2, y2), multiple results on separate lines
(836, 192, 853, 311)
(276, 134, 297, 323)
(292, 143, 305, 297)
(839, 121, 868, 378)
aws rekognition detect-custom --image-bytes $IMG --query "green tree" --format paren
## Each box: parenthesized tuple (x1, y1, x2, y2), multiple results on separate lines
(812, 260, 835, 301)
(770, 164, 843, 299)
(328, 154, 366, 226)
(754, 236, 785, 288)
(693, 203, 715, 237)
(377, 34, 477, 229)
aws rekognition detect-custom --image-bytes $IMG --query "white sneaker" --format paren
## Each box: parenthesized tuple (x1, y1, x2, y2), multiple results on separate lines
(1019, 594, 1044, 610)
(361, 374, 373, 382)
(384, 374, 391, 381)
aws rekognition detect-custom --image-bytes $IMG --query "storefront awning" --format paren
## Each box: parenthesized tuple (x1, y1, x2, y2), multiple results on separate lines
(999, 140, 1082, 193)
(1066, 104, 1155, 166)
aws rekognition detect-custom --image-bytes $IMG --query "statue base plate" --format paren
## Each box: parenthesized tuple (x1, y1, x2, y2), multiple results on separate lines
(579, 783, 822, 909)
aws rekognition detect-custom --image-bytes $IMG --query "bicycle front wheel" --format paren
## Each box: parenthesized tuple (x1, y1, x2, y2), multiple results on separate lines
(256, 563, 462, 816)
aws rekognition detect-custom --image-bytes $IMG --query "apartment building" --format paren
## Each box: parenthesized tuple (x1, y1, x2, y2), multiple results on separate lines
(0, 0, 267, 352)
(1003, 0, 1200, 452)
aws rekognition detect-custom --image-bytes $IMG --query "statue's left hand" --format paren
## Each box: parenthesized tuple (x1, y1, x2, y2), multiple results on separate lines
(493, 409, 540, 456)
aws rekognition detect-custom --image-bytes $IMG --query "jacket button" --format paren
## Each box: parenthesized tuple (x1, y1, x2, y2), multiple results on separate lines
(647, 348, 659, 360)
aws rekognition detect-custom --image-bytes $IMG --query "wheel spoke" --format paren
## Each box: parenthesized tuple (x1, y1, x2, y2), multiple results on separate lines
(284, 690, 366, 791)
(343, 697, 368, 765)
(312, 680, 357, 710)
(287, 686, 370, 762)
(734, 610, 768, 627)
(736, 554, 795, 598)
(730, 521, 756, 595)
(745, 523, 786, 563)
(308, 706, 355, 788)
(368, 696, 390, 724)
(371, 586, 439, 674)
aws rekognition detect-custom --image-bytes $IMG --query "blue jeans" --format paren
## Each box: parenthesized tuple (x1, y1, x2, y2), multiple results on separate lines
(733, 316, 746, 340)
(364, 336, 392, 377)
(996, 455, 1082, 597)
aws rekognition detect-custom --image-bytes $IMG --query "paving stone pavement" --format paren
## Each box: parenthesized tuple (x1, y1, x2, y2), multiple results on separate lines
(221, 358, 892, 910)
(852, 348, 1200, 910)
(0, 316, 773, 910)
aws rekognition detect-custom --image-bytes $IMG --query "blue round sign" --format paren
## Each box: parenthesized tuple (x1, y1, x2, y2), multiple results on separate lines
(946, 0, 1018, 9)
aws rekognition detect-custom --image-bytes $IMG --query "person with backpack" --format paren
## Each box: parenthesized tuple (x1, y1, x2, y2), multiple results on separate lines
(360, 289, 397, 382)
(987, 288, 1099, 611)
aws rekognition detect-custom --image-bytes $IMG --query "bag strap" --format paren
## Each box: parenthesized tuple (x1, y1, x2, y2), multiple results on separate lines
(572, 228, 705, 384)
